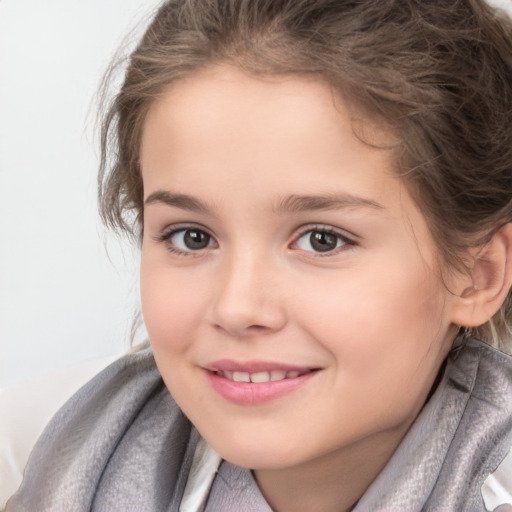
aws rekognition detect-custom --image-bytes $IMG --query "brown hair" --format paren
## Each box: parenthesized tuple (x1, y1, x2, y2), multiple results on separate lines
(98, 0, 512, 351)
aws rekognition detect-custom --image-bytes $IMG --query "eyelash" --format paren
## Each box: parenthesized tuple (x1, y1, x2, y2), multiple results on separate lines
(153, 224, 357, 257)
(291, 225, 357, 256)
(154, 224, 217, 257)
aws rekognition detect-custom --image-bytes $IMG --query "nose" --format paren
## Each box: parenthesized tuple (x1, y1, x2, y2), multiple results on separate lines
(209, 251, 287, 338)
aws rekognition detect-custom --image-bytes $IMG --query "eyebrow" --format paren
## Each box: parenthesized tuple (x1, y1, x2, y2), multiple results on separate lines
(144, 190, 384, 215)
(145, 190, 210, 213)
(274, 193, 384, 213)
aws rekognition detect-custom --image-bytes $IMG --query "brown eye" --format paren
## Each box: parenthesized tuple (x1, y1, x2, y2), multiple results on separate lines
(309, 231, 338, 252)
(294, 228, 351, 254)
(162, 227, 216, 253)
(183, 229, 211, 250)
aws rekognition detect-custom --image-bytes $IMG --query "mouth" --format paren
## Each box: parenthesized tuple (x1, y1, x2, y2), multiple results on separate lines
(212, 368, 315, 383)
(203, 361, 320, 405)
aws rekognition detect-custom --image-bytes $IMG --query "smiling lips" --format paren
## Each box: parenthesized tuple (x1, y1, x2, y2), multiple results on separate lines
(205, 361, 319, 405)
(215, 369, 311, 383)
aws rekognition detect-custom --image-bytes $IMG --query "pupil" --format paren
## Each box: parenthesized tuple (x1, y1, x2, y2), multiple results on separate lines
(184, 230, 209, 249)
(310, 231, 337, 252)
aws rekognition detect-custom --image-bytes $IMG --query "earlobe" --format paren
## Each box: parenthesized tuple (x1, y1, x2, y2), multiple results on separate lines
(451, 223, 512, 328)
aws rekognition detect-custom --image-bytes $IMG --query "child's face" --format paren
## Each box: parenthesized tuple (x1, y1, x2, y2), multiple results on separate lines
(140, 66, 463, 473)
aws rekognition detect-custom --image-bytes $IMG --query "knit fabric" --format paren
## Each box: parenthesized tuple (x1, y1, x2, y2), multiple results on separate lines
(6, 338, 512, 512)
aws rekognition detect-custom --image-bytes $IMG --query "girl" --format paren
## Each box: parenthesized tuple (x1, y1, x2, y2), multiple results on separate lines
(7, 0, 512, 510)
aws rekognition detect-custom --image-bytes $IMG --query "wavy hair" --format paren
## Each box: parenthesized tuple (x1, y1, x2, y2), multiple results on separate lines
(98, 0, 512, 351)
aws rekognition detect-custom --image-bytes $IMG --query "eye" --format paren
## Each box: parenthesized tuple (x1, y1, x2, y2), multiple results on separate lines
(157, 226, 217, 254)
(293, 228, 353, 254)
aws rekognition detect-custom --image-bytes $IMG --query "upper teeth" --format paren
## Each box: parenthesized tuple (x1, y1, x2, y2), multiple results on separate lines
(218, 370, 306, 383)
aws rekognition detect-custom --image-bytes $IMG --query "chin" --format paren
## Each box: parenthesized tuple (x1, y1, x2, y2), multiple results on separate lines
(201, 428, 307, 470)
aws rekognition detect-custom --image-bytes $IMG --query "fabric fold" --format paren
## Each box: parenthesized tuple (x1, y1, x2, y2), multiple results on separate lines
(7, 339, 512, 512)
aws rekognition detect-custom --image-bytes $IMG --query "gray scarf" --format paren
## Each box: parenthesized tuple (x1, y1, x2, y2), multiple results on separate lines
(7, 338, 512, 511)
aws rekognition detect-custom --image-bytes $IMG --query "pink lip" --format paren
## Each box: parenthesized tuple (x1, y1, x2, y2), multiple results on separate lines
(205, 359, 313, 373)
(204, 359, 319, 405)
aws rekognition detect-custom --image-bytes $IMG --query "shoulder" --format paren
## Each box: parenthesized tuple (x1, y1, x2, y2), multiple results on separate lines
(0, 352, 121, 507)
(448, 339, 512, 510)
(30, 344, 186, 459)
(460, 338, 512, 405)
(39, 346, 170, 437)
(6, 347, 193, 511)
(460, 340, 512, 511)
(447, 338, 512, 454)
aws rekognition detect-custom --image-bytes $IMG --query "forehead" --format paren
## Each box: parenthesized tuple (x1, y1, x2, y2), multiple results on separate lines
(140, 65, 443, 266)
(140, 65, 398, 196)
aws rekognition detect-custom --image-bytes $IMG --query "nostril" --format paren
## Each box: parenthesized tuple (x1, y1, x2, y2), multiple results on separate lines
(214, 324, 270, 333)
(213, 322, 273, 337)
(247, 324, 268, 331)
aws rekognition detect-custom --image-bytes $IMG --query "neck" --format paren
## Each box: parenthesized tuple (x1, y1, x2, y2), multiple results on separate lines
(253, 426, 410, 512)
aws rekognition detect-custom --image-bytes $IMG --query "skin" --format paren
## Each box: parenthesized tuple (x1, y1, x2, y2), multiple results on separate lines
(139, 65, 467, 512)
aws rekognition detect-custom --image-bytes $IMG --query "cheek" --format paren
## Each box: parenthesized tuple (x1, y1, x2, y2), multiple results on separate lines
(295, 258, 449, 370)
(296, 273, 448, 431)
(140, 258, 206, 352)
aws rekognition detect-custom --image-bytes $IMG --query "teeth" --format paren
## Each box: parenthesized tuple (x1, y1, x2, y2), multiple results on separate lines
(233, 371, 251, 382)
(218, 369, 308, 382)
(250, 371, 271, 383)
(270, 370, 286, 381)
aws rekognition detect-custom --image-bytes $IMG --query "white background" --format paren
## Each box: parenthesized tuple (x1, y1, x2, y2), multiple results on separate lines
(0, 0, 161, 388)
(1, 0, 511, 388)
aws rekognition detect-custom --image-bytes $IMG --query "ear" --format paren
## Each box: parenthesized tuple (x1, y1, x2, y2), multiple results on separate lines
(450, 223, 512, 328)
